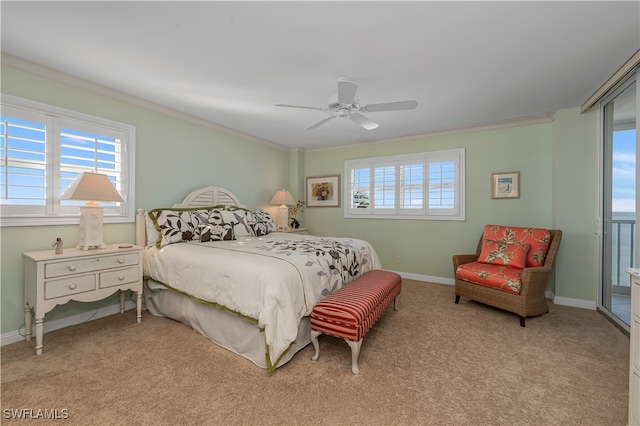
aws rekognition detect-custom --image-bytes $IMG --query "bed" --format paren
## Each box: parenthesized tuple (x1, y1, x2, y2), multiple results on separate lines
(135, 186, 382, 372)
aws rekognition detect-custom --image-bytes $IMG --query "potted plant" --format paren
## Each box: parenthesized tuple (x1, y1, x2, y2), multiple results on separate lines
(289, 200, 305, 229)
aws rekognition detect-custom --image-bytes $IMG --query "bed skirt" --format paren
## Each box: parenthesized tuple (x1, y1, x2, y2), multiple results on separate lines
(143, 280, 312, 370)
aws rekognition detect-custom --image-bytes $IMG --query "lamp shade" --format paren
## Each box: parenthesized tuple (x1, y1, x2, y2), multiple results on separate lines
(269, 189, 296, 206)
(60, 172, 124, 203)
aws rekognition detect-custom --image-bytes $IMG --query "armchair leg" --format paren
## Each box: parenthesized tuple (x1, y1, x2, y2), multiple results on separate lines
(455, 295, 460, 304)
(519, 316, 525, 327)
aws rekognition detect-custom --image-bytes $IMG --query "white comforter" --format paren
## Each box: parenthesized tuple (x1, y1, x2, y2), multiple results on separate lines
(143, 233, 381, 370)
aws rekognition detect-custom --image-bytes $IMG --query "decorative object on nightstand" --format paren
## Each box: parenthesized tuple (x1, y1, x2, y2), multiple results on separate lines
(289, 200, 305, 229)
(23, 244, 144, 356)
(60, 172, 124, 250)
(52, 237, 63, 254)
(269, 189, 296, 231)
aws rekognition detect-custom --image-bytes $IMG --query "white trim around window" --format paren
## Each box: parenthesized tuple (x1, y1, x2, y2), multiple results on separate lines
(1, 94, 136, 226)
(344, 148, 465, 221)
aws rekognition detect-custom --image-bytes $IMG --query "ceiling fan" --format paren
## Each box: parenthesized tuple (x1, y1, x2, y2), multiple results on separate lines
(275, 78, 418, 130)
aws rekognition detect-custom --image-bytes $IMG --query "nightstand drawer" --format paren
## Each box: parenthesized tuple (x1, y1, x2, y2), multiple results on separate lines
(99, 267, 140, 289)
(45, 275, 96, 299)
(45, 253, 139, 278)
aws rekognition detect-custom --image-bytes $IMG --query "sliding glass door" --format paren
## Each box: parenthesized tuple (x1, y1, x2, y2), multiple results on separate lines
(601, 77, 636, 328)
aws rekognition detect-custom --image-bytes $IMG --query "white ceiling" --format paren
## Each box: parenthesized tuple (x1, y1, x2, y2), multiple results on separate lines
(1, 1, 639, 150)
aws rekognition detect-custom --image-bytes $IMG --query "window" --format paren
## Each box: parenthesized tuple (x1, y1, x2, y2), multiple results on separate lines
(344, 148, 465, 220)
(1, 95, 135, 226)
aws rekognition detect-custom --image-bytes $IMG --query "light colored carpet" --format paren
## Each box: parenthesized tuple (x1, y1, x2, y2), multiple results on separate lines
(1, 279, 630, 425)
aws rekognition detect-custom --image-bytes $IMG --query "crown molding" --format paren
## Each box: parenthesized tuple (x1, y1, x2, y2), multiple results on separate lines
(306, 113, 556, 152)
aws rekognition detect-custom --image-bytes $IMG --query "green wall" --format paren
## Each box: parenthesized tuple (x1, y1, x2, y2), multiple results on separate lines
(303, 122, 555, 280)
(553, 108, 600, 302)
(0, 62, 601, 336)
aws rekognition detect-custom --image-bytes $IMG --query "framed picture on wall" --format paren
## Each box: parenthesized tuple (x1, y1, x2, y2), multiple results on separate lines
(491, 172, 520, 199)
(306, 175, 340, 207)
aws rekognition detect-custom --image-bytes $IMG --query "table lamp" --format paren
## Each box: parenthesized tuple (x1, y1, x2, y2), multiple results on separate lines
(269, 189, 296, 231)
(60, 172, 124, 250)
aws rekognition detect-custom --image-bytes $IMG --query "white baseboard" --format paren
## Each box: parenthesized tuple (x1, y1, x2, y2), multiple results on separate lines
(388, 270, 455, 286)
(1, 300, 136, 347)
(548, 294, 596, 310)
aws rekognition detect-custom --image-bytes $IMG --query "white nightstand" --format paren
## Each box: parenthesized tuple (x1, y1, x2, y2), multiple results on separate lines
(279, 227, 309, 235)
(23, 244, 144, 355)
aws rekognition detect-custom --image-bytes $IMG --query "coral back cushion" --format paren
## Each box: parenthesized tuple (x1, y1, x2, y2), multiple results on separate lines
(477, 239, 530, 269)
(482, 225, 550, 267)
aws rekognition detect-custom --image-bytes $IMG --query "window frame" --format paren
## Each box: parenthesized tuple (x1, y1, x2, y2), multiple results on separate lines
(344, 148, 465, 221)
(1, 94, 136, 227)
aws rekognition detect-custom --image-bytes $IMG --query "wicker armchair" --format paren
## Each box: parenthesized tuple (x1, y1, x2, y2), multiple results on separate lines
(453, 227, 562, 327)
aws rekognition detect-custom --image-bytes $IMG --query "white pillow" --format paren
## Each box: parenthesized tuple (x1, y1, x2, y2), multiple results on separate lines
(145, 213, 160, 248)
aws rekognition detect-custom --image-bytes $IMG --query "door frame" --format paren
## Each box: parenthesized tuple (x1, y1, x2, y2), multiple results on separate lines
(597, 70, 638, 332)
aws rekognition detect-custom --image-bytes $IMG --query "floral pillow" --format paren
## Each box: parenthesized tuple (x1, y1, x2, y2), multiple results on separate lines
(199, 223, 235, 242)
(477, 239, 531, 269)
(197, 209, 235, 242)
(149, 208, 210, 248)
(221, 209, 256, 238)
(483, 225, 550, 267)
(251, 211, 277, 236)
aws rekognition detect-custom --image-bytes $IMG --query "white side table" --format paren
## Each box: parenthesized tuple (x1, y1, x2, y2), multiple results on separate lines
(23, 244, 144, 355)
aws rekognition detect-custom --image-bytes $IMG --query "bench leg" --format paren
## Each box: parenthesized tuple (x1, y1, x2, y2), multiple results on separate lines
(394, 294, 400, 311)
(311, 330, 322, 362)
(346, 339, 363, 375)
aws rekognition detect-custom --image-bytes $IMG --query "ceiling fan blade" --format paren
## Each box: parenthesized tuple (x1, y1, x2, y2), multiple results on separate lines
(305, 115, 336, 130)
(361, 100, 418, 113)
(274, 104, 328, 111)
(349, 113, 379, 130)
(338, 79, 358, 105)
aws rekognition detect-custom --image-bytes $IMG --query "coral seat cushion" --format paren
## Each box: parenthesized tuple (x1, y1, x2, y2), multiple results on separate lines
(477, 239, 530, 269)
(456, 262, 523, 294)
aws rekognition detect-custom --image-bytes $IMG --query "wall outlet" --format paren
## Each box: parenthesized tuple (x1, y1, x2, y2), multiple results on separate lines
(394, 256, 401, 264)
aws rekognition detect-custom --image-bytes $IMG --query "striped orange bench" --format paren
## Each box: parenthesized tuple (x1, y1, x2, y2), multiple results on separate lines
(310, 270, 402, 375)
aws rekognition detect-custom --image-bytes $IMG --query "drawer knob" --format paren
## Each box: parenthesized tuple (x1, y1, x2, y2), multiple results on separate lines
(117, 258, 125, 264)
(68, 283, 77, 290)
(68, 265, 77, 271)
(118, 275, 125, 281)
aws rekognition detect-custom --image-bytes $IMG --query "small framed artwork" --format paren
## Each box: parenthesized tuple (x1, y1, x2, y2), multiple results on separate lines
(306, 175, 340, 207)
(491, 172, 520, 199)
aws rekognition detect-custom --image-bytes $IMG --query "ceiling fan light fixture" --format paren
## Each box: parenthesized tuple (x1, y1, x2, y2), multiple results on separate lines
(275, 78, 417, 131)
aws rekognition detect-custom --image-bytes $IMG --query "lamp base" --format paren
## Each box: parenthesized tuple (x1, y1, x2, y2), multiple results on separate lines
(276, 205, 290, 232)
(76, 205, 106, 250)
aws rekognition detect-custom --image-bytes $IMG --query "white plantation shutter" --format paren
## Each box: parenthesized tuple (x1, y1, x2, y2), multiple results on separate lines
(1, 95, 135, 226)
(1, 111, 48, 215)
(399, 162, 424, 215)
(373, 164, 395, 214)
(427, 155, 459, 217)
(349, 166, 371, 213)
(345, 149, 464, 220)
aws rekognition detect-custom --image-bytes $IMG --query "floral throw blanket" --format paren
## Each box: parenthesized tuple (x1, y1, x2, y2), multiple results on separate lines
(255, 237, 372, 297)
(143, 233, 381, 371)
